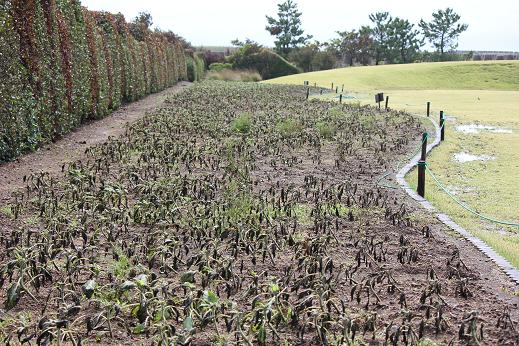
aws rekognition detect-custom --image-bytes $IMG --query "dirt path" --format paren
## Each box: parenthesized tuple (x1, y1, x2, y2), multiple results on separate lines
(0, 82, 191, 204)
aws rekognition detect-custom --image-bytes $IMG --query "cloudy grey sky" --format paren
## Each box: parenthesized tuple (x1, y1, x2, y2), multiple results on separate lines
(81, 0, 519, 51)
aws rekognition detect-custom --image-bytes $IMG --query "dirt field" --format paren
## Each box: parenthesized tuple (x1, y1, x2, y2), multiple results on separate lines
(0, 81, 517, 345)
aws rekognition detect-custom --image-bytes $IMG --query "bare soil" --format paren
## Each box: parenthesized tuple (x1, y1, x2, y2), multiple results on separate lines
(0, 82, 517, 346)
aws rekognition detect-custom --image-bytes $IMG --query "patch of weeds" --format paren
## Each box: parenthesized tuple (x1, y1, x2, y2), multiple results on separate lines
(276, 118, 303, 137)
(328, 107, 344, 118)
(222, 180, 255, 223)
(0, 204, 14, 219)
(232, 112, 252, 134)
(24, 216, 40, 226)
(417, 339, 438, 346)
(293, 204, 312, 226)
(360, 115, 376, 130)
(113, 248, 132, 279)
(316, 121, 337, 139)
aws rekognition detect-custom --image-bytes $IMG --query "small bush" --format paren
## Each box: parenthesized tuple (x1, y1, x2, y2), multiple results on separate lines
(207, 69, 261, 82)
(276, 119, 302, 137)
(316, 121, 337, 139)
(186, 53, 206, 82)
(231, 113, 252, 134)
(209, 62, 233, 71)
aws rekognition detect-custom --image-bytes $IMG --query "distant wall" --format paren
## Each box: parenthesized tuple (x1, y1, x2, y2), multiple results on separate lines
(0, 0, 187, 162)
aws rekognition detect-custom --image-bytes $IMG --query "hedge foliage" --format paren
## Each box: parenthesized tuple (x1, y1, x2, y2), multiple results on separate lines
(0, 0, 187, 162)
(186, 53, 205, 82)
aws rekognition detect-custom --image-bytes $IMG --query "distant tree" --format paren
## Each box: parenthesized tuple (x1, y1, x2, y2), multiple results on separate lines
(369, 12, 392, 65)
(288, 42, 337, 72)
(328, 30, 358, 66)
(387, 18, 423, 63)
(327, 27, 373, 66)
(311, 50, 337, 71)
(419, 8, 468, 59)
(231, 38, 262, 48)
(288, 43, 320, 72)
(265, 0, 313, 56)
(357, 26, 374, 65)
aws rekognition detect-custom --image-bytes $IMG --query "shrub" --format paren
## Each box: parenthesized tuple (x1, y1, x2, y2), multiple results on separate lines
(207, 69, 262, 82)
(186, 53, 205, 82)
(0, 0, 187, 162)
(209, 62, 233, 71)
(203, 50, 226, 65)
(276, 119, 303, 137)
(231, 112, 252, 134)
(316, 121, 337, 139)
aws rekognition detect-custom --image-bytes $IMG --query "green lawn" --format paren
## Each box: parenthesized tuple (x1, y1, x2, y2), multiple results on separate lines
(265, 61, 519, 268)
(267, 60, 519, 91)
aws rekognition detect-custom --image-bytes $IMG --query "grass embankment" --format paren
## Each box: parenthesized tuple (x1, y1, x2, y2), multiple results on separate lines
(266, 61, 519, 268)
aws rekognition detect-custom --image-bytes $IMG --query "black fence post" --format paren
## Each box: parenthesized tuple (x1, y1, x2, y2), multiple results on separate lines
(417, 160, 426, 197)
(331, 82, 334, 90)
(341, 84, 344, 92)
(320, 89, 323, 95)
(421, 132, 428, 161)
(385, 96, 389, 110)
(440, 111, 445, 141)
(306, 88, 309, 100)
(339, 94, 343, 103)
(427, 102, 431, 117)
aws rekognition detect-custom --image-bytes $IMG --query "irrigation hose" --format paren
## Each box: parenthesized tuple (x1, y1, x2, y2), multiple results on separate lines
(425, 165, 519, 227)
(306, 83, 517, 228)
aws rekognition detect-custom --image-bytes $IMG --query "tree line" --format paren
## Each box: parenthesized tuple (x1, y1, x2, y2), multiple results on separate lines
(263, 1, 468, 72)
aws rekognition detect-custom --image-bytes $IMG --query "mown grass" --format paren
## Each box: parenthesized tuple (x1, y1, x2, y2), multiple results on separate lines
(267, 60, 519, 91)
(265, 61, 519, 269)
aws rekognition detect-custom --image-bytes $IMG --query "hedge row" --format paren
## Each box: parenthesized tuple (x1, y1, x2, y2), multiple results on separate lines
(0, 0, 187, 162)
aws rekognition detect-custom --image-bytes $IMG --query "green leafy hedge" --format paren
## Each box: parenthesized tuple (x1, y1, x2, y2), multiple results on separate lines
(186, 52, 205, 82)
(0, 0, 187, 162)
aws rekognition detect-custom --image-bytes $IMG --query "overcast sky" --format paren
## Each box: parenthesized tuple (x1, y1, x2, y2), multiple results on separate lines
(81, 0, 519, 52)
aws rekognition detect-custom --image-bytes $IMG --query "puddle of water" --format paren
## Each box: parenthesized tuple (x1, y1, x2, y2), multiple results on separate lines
(454, 152, 495, 163)
(455, 124, 513, 134)
(444, 115, 457, 122)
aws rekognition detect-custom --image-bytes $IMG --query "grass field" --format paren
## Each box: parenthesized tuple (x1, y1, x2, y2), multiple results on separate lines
(267, 60, 519, 268)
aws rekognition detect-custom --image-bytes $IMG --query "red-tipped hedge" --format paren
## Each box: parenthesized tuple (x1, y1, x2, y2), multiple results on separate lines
(0, 0, 187, 162)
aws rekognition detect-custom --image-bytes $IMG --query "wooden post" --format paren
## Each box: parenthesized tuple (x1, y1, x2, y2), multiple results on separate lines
(385, 96, 389, 110)
(314, 82, 316, 87)
(320, 89, 323, 95)
(417, 160, 426, 197)
(306, 88, 309, 100)
(331, 82, 334, 90)
(427, 102, 430, 117)
(341, 84, 344, 92)
(421, 132, 428, 161)
(440, 111, 445, 141)
(339, 94, 343, 103)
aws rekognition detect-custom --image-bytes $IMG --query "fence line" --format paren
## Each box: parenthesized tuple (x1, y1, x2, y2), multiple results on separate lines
(303, 81, 519, 282)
